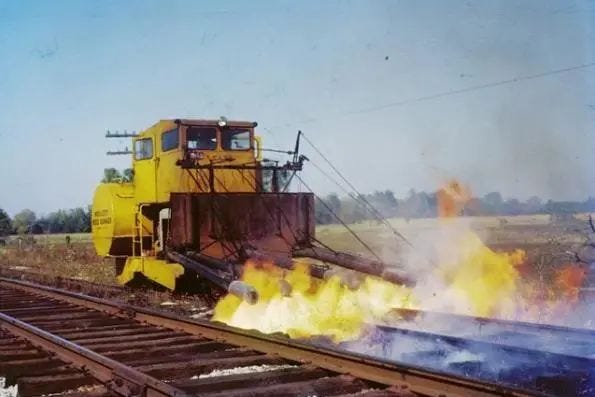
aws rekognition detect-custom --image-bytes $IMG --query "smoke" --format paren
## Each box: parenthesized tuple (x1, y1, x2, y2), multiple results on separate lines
(381, 189, 593, 327)
(0, 378, 17, 397)
(340, 316, 595, 396)
(399, 218, 480, 312)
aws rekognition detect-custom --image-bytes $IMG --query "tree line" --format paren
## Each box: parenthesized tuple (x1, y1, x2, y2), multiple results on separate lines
(0, 207, 91, 236)
(2, 189, 595, 236)
(314, 190, 595, 225)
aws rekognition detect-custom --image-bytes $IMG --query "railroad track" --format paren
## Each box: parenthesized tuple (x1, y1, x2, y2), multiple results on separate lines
(0, 277, 554, 397)
(365, 309, 595, 396)
(384, 307, 595, 361)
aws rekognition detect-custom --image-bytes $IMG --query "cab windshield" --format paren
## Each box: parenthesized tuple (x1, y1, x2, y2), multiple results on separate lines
(222, 128, 251, 150)
(186, 127, 217, 150)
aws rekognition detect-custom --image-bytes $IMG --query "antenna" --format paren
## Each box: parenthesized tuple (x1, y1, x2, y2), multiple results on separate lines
(106, 129, 138, 138)
(107, 147, 133, 156)
(106, 129, 138, 155)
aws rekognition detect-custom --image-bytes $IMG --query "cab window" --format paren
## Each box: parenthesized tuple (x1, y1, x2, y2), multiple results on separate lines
(134, 138, 153, 160)
(222, 129, 251, 150)
(187, 127, 217, 150)
(162, 128, 179, 151)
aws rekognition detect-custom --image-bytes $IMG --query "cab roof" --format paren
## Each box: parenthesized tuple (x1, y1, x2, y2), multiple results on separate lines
(173, 118, 257, 128)
(136, 118, 258, 139)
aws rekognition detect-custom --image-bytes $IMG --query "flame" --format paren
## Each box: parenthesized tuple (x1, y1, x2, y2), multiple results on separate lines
(437, 179, 471, 217)
(213, 179, 588, 340)
(213, 260, 413, 342)
(430, 179, 526, 317)
(554, 263, 586, 303)
(435, 232, 526, 317)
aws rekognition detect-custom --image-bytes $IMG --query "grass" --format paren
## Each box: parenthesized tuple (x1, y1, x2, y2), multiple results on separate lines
(0, 243, 116, 285)
(4, 233, 93, 244)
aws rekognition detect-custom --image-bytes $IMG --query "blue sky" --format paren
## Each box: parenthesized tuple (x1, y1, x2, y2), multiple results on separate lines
(0, 0, 594, 216)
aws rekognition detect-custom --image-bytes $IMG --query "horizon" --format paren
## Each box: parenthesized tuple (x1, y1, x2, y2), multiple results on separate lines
(1, 1, 594, 216)
(5, 182, 595, 218)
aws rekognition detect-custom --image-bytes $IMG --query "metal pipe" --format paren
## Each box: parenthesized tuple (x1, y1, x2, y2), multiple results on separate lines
(245, 248, 327, 279)
(228, 280, 259, 304)
(293, 247, 415, 286)
(323, 269, 363, 290)
(278, 279, 293, 296)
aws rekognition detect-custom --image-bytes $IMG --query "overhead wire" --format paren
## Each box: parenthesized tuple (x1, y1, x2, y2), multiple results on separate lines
(262, 126, 400, 260)
(301, 132, 414, 248)
(294, 173, 383, 262)
(346, 61, 595, 116)
(254, 61, 595, 267)
(307, 157, 408, 244)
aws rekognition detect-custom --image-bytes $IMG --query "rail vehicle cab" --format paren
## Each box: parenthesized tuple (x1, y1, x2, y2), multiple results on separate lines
(132, 118, 263, 204)
(92, 117, 311, 291)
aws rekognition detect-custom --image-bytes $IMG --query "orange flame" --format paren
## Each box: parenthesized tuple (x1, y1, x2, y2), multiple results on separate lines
(554, 264, 586, 303)
(437, 179, 471, 217)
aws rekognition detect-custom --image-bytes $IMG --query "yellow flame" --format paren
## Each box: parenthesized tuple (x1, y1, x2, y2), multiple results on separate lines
(435, 231, 525, 317)
(213, 260, 413, 342)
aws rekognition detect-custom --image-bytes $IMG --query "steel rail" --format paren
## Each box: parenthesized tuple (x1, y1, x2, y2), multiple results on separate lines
(373, 324, 594, 369)
(0, 277, 545, 397)
(389, 308, 595, 338)
(0, 311, 190, 397)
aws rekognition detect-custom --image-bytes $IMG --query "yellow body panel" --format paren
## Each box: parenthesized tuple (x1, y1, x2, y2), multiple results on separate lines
(91, 183, 136, 256)
(117, 257, 185, 290)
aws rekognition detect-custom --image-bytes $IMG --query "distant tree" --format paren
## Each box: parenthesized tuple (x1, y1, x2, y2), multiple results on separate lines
(483, 191, 503, 207)
(368, 190, 398, 218)
(41, 207, 91, 233)
(122, 168, 134, 183)
(524, 196, 544, 214)
(482, 192, 504, 214)
(399, 190, 433, 218)
(12, 209, 36, 234)
(29, 223, 44, 234)
(326, 193, 342, 214)
(503, 198, 522, 215)
(315, 193, 342, 224)
(70, 207, 91, 232)
(0, 208, 11, 236)
(340, 197, 367, 224)
(102, 168, 122, 183)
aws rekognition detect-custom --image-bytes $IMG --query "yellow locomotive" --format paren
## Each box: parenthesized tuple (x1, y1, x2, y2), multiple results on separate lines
(92, 117, 411, 298)
(92, 118, 313, 293)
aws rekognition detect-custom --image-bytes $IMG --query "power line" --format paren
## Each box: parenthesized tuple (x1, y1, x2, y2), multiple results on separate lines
(346, 61, 595, 115)
(301, 133, 414, 248)
(262, 60, 595, 132)
(294, 173, 383, 262)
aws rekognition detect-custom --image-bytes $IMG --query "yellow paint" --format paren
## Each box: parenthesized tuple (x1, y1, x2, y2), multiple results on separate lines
(91, 183, 136, 256)
(92, 118, 261, 289)
(117, 257, 185, 290)
(254, 135, 263, 161)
